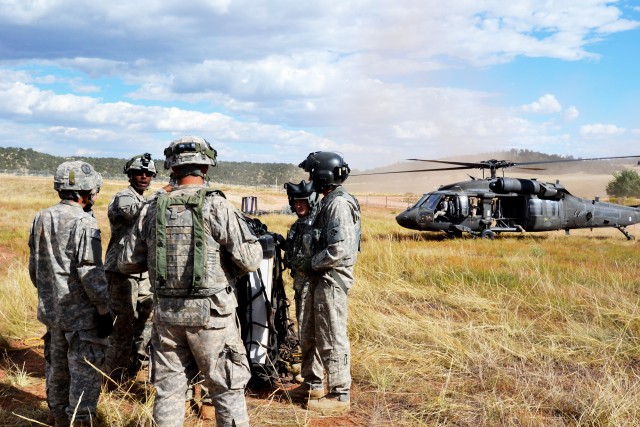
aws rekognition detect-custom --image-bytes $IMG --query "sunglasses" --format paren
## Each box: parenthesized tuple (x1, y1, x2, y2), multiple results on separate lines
(132, 170, 155, 177)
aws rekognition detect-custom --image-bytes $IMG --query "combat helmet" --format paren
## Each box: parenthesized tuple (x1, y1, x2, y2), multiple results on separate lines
(284, 180, 318, 213)
(299, 151, 350, 191)
(124, 153, 157, 177)
(53, 161, 103, 193)
(163, 136, 217, 170)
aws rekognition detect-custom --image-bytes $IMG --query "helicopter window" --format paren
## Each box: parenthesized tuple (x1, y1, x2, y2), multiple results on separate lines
(413, 194, 441, 210)
(424, 194, 442, 210)
(458, 195, 469, 216)
(412, 194, 430, 208)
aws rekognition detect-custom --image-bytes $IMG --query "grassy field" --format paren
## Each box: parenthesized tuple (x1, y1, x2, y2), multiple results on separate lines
(1, 175, 640, 426)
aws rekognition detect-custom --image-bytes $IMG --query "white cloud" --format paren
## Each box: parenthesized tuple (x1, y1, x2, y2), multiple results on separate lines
(520, 94, 562, 114)
(579, 123, 626, 137)
(563, 105, 580, 121)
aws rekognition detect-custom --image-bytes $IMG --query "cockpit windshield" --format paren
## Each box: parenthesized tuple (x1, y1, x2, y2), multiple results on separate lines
(412, 193, 441, 210)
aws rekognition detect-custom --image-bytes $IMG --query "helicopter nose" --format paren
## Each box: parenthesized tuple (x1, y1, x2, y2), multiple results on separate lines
(396, 211, 419, 229)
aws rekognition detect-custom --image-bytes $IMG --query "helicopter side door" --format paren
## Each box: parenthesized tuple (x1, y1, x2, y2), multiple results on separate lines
(525, 198, 563, 231)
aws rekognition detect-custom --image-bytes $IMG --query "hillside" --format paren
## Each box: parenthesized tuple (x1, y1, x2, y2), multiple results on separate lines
(2, 147, 638, 195)
(0, 147, 306, 187)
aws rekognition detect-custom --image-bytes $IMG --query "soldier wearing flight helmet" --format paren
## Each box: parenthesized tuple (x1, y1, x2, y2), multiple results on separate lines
(283, 180, 324, 394)
(118, 136, 263, 427)
(29, 161, 112, 426)
(290, 152, 361, 413)
(104, 153, 157, 382)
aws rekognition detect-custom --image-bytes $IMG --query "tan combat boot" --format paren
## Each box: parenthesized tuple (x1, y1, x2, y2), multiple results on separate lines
(306, 395, 350, 414)
(184, 399, 198, 418)
(287, 383, 325, 400)
(199, 402, 215, 421)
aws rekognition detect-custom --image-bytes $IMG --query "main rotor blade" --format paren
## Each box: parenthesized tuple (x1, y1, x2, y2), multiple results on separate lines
(514, 155, 640, 167)
(352, 166, 473, 177)
(407, 158, 483, 168)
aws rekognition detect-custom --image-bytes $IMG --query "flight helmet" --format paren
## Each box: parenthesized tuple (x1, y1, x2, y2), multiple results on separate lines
(298, 151, 350, 191)
(284, 180, 318, 213)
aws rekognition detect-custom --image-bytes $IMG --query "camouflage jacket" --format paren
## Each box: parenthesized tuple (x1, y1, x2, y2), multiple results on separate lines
(310, 186, 361, 291)
(28, 200, 109, 330)
(117, 184, 263, 317)
(104, 185, 148, 273)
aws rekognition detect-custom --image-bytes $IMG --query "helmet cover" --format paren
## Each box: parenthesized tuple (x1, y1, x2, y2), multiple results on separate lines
(53, 161, 103, 192)
(124, 153, 157, 177)
(163, 136, 217, 170)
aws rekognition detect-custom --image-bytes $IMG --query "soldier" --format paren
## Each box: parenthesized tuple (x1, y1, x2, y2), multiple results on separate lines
(29, 161, 112, 427)
(118, 136, 264, 427)
(283, 180, 324, 397)
(104, 153, 156, 382)
(293, 151, 361, 414)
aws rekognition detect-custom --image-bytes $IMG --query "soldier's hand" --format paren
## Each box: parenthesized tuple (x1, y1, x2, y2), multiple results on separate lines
(96, 312, 114, 338)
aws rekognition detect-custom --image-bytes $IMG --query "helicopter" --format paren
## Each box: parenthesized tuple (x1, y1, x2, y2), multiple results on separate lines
(355, 156, 640, 239)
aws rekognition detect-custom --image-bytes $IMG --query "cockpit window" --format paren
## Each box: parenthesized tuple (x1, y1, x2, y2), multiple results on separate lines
(411, 195, 429, 208)
(413, 194, 441, 210)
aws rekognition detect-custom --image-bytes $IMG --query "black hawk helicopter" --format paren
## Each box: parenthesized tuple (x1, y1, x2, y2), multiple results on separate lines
(357, 155, 640, 239)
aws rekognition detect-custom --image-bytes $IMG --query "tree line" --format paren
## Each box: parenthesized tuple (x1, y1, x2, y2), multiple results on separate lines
(0, 147, 306, 187)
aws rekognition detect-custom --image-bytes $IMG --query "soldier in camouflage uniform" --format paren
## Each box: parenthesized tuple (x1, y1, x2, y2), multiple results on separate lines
(29, 161, 113, 427)
(294, 152, 361, 414)
(104, 153, 156, 381)
(283, 180, 324, 399)
(118, 136, 264, 427)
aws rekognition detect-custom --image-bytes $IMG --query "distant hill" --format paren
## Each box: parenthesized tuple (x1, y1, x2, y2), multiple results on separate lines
(0, 147, 306, 187)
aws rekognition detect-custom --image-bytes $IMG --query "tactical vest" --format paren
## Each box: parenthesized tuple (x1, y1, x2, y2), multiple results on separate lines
(155, 188, 226, 297)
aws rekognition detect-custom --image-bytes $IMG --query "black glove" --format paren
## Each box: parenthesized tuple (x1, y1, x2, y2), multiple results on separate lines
(96, 312, 114, 338)
(258, 234, 275, 259)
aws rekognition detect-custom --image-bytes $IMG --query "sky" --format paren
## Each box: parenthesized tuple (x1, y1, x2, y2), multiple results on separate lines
(0, 0, 639, 171)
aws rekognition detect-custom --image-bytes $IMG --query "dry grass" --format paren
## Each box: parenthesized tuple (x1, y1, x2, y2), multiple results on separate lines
(1, 175, 640, 426)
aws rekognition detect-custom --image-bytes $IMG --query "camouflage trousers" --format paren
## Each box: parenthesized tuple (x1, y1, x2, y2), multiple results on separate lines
(105, 272, 153, 378)
(300, 275, 351, 397)
(293, 275, 324, 388)
(151, 313, 251, 427)
(44, 327, 107, 422)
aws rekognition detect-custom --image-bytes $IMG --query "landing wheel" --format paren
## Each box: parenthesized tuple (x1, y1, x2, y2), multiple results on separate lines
(480, 229, 495, 240)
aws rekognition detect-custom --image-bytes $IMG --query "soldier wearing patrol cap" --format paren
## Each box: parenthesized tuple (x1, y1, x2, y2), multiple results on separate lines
(104, 153, 156, 382)
(118, 136, 264, 427)
(29, 161, 112, 426)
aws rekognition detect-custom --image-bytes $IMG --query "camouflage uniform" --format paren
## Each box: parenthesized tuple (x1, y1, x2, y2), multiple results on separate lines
(104, 186, 153, 377)
(29, 200, 109, 422)
(300, 186, 361, 400)
(285, 211, 324, 388)
(118, 184, 262, 427)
